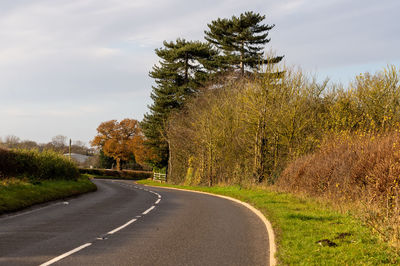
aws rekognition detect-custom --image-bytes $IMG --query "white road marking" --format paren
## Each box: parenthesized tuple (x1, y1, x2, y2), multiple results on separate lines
(39, 243, 92, 266)
(144, 185, 277, 266)
(107, 218, 137, 235)
(142, 206, 155, 215)
(39, 180, 162, 264)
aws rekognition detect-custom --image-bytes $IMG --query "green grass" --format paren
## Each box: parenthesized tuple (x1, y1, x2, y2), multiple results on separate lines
(0, 175, 96, 214)
(137, 180, 400, 265)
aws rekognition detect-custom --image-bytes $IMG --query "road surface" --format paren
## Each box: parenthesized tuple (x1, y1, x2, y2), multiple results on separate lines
(0, 179, 269, 265)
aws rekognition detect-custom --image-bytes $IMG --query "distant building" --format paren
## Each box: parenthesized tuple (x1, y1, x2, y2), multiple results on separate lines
(63, 153, 91, 164)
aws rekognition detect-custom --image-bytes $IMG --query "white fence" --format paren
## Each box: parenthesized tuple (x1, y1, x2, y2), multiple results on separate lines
(153, 172, 167, 182)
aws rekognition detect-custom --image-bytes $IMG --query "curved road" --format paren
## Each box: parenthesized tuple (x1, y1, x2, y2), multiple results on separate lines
(0, 179, 269, 265)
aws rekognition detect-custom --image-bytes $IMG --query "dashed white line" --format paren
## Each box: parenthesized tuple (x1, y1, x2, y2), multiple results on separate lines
(41, 182, 162, 265)
(40, 243, 92, 266)
(142, 205, 155, 215)
(107, 218, 137, 235)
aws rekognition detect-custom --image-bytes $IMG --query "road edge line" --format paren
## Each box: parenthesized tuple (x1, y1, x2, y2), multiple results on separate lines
(143, 184, 276, 266)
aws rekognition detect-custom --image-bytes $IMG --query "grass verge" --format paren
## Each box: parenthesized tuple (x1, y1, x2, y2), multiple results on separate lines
(137, 179, 399, 265)
(0, 175, 96, 214)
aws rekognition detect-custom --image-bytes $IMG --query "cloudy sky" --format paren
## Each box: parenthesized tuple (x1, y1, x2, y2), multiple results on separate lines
(1, 0, 399, 145)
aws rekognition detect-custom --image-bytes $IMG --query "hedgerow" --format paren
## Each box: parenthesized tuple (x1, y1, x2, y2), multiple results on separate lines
(0, 148, 79, 181)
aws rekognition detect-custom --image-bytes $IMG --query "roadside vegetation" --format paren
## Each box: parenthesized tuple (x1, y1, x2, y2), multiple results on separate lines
(138, 180, 399, 265)
(0, 148, 96, 214)
(135, 10, 400, 263)
(279, 132, 400, 248)
(0, 148, 79, 181)
(83, 10, 400, 263)
(0, 177, 96, 214)
(80, 168, 152, 180)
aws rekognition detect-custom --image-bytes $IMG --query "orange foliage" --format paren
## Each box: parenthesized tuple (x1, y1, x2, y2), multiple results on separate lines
(277, 132, 400, 243)
(91, 119, 154, 170)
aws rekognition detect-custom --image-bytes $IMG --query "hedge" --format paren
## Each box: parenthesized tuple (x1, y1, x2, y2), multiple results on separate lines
(79, 168, 152, 180)
(0, 148, 79, 180)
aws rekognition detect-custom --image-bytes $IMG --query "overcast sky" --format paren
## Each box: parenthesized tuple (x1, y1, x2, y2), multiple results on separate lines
(1, 0, 399, 145)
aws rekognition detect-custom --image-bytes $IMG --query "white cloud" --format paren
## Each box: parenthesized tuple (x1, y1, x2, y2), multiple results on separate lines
(0, 0, 399, 142)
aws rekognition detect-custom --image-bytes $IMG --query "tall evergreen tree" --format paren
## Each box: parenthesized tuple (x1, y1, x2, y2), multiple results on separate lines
(204, 11, 283, 75)
(141, 39, 217, 168)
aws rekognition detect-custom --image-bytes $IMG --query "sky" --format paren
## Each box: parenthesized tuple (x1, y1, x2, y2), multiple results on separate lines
(1, 0, 399, 145)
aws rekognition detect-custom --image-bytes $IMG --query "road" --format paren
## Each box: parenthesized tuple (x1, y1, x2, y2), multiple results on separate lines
(0, 179, 269, 265)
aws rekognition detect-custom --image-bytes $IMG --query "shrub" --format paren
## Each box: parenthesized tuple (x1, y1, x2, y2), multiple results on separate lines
(79, 168, 152, 180)
(277, 132, 400, 245)
(0, 148, 79, 181)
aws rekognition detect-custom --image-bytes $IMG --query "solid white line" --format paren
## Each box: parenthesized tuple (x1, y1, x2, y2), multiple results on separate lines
(142, 205, 155, 215)
(158, 195, 161, 199)
(40, 243, 92, 266)
(143, 185, 277, 266)
(155, 199, 161, 204)
(107, 218, 137, 235)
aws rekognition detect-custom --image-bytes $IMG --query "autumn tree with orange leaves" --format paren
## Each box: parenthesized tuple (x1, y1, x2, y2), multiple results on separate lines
(91, 119, 154, 170)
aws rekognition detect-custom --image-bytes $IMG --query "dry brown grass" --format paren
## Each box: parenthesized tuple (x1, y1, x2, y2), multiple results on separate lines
(277, 131, 400, 246)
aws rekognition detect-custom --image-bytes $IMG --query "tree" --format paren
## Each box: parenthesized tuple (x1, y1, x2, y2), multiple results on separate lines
(141, 39, 217, 169)
(91, 119, 142, 170)
(51, 135, 67, 147)
(204, 11, 283, 75)
(4, 135, 20, 149)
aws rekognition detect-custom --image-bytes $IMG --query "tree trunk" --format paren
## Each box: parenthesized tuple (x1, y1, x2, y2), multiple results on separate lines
(116, 158, 121, 171)
(184, 52, 189, 83)
(208, 143, 213, 187)
(253, 118, 268, 183)
(167, 140, 172, 182)
(240, 41, 244, 76)
(273, 134, 279, 170)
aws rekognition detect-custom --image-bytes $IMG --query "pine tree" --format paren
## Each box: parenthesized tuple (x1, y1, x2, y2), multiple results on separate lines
(204, 11, 283, 75)
(141, 39, 217, 168)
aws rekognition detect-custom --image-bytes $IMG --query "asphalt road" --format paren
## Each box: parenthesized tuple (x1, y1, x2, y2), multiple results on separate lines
(0, 179, 269, 265)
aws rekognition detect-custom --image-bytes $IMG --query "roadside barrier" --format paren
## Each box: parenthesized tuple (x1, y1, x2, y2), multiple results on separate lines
(153, 172, 166, 182)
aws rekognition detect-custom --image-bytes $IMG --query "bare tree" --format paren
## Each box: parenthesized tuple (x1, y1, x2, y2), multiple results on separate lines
(4, 135, 21, 148)
(51, 135, 68, 149)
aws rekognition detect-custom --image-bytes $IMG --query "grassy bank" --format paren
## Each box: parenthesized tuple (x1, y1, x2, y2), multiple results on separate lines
(137, 180, 399, 265)
(0, 176, 96, 214)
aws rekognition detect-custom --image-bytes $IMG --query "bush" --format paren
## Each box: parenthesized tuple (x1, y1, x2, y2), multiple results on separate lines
(79, 168, 152, 180)
(0, 148, 79, 181)
(277, 132, 400, 245)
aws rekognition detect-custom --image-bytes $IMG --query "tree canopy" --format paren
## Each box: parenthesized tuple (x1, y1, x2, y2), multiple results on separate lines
(205, 11, 283, 75)
(142, 11, 283, 171)
(91, 119, 150, 170)
(141, 39, 217, 168)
